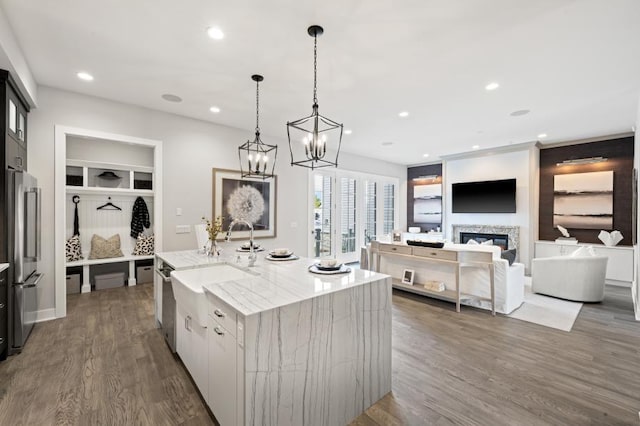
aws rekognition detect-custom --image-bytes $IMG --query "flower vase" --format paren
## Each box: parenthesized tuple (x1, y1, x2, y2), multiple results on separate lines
(206, 239, 219, 257)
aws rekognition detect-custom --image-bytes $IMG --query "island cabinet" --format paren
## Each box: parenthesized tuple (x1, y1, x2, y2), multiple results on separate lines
(176, 305, 208, 402)
(203, 263, 392, 426)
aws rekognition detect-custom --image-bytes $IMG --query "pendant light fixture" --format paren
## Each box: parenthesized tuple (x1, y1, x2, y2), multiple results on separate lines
(239, 74, 277, 179)
(287, 25, 343, 169)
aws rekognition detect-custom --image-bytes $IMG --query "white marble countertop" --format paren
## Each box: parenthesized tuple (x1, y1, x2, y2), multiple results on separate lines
(0, 263, 8, 273)
(158, 249, 389, 317)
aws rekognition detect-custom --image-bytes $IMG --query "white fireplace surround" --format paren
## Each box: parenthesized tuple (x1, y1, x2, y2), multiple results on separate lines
(451, 225, 520, 261)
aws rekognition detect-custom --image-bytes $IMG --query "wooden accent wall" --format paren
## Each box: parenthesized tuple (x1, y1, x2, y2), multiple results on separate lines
(407, 163, 443, 232)
(539, 137, 634, 245)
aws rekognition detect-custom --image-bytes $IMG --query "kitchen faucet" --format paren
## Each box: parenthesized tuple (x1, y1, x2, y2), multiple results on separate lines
(225, 218, 257, 267)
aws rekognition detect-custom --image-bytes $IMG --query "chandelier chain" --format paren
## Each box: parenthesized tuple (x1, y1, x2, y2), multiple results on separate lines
(255, 79, 260, 132)
(313, 33, 318, 105)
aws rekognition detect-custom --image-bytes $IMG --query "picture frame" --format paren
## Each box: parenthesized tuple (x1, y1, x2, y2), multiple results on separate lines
(402, 269, 414, 285)
(392, 230, 402, 243)
(212, 168, 277, 240)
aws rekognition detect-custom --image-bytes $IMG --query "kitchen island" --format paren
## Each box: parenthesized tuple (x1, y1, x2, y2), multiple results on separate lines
(157, 250, 392, 426)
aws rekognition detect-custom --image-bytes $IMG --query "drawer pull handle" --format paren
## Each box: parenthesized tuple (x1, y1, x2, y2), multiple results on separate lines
(214, 327, 225, 336)
(430, 252, 437, 256)
(214, 309, 226, 318)
(0, 303, 4, 309)
(0, 337, 5, 344)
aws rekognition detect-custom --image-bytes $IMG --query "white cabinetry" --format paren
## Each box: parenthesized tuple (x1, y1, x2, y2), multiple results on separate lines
(176, 306, 209, 402)
(208, 314, 238, 426)
(534, 241, 634, 286)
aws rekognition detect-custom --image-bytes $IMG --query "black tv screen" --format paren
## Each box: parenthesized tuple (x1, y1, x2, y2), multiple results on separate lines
(452, 179, 516, 213)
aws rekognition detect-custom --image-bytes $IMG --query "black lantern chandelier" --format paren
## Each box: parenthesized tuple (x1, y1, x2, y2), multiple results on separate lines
(287, 25, 343, 169)
(239, 74, 277, 179)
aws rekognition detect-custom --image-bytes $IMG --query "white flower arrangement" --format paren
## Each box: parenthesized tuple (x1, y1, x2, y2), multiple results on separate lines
(226, 185, 265, 224)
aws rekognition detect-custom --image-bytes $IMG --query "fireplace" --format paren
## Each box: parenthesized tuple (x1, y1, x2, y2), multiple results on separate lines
(451, 224, 520, 262)
(460, 232, 509, 250)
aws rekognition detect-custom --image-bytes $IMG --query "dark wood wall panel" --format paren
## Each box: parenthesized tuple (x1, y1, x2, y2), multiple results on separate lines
(407, 163, 442, 232)
(539, 137, 634, 245)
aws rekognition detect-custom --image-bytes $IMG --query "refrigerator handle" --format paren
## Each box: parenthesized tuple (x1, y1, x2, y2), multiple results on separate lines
(35, 187, 41, 261)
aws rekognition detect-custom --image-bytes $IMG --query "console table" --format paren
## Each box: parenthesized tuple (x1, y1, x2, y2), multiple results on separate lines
(370, 242, 495, 315)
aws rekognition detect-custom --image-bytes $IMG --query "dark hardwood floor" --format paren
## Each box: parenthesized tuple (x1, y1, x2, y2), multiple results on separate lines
(0, 284, 638, 425)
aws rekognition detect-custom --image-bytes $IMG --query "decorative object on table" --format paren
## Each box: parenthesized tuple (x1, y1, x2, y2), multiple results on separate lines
(553, 171, 613, 230)
(213, 168, 276, 239)
(406, 240, 445, 248)
(132, 233, 154, 256)
(424, 280, 445, 292)
(308, 264, 352, 275)
(555, 225, 578, 244)
(202, 216, 223, 257)
(130, 196, 150, 237)
(408, 227, 421, 234)
(88, 234, 124, 260)
(287, 25, 343, 170)
(72, 195, 80, 236)
(65, 234, 82, 262)
(402, 269, 415, 285)
(597, 230, 623, 246)
(238, 74, 277, 180)
(392, 230, 402, 243)
(97, 196, 122, 211)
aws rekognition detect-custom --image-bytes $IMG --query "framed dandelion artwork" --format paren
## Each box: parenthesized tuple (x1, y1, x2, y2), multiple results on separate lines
(212, 168, 277, 240)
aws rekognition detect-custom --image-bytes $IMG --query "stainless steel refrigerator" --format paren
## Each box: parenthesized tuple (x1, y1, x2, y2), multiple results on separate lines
(7, 169, 42, 354)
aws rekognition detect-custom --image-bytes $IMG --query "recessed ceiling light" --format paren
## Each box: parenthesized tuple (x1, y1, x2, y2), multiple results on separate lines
(398, 111, 409, 118)
(381, 141, 394, 146)
(77, 72, 94, 81)
(485, 82, 499, 91)
(472, 145, 480, 150)
(510, 109, 530, 117)
(161, 94, 182, 103)
(207, 26, 225, 40)
(344, 129, 353, 135)
(209, 106, 221, 113)
(423, 153, 430, 158)
(538, 133, 548, 139)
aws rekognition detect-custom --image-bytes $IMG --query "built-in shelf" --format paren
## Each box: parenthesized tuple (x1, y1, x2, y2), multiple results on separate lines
(65, 186, 154, 197)
(66, 158, 154, 193)
(66, 254, 154, 268)
(392, 278, 463, 302)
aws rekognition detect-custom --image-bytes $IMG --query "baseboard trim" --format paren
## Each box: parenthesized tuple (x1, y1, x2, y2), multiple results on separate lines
(35, 308, 57, 323)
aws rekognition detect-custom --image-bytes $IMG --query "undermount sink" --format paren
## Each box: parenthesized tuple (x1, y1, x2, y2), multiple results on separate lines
(170, 264, 253, 327)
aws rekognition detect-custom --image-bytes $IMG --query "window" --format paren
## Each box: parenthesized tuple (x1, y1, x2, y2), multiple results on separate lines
(364, 181, 377, 243)
(383, 183, 395, 235)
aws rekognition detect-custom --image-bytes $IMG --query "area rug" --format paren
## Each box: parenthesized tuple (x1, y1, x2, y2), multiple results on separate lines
(506, 278, 583, 332)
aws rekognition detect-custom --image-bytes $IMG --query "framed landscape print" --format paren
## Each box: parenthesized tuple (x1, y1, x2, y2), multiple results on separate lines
(553, 170, 613, 230)
(212, 168, 277, 240)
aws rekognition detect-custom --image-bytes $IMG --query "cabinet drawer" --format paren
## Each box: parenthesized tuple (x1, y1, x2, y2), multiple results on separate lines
(412, 247, 458, 261)
(208, 294, 237, 337)
(378, 244, 412, 255)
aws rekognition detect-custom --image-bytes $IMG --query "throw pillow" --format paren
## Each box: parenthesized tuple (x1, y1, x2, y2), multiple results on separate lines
(132, 234, 154, 256)
(570, 246, 596, 257)
(66, 235, 82, 262)
(88, 234, 124, 260)
(481, 239, 494, 245)
(501, 248, 517, 265)
(466, 239, 479, 245)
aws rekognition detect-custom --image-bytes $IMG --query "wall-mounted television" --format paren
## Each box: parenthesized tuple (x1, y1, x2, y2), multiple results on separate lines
(452, 178, 516, 213)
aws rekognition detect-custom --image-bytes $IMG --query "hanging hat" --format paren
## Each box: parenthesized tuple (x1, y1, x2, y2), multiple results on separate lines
(98, 171, 122, 180)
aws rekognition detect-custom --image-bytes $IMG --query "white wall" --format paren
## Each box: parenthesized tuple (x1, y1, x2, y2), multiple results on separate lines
(28, 86, 406, 316)
(444, 147, 537, 270)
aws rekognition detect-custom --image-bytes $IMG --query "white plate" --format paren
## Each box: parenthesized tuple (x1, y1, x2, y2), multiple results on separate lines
(265, 254, 299, 262)
(269, 250, 293, 258)
(308, 265, 352, 275)
(236, 247, 265, 252)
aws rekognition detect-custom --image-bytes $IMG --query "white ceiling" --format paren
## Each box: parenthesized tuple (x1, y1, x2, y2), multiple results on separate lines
(1, 0, 639, 165)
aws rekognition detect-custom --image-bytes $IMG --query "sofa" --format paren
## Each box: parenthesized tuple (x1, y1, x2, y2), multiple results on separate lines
(443, 243, 525, 314)
(531, 255, 608, 302)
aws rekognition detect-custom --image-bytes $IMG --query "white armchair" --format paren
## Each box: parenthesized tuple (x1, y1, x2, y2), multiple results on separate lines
(531, 256, 608, 302)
